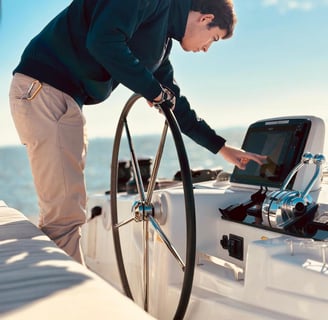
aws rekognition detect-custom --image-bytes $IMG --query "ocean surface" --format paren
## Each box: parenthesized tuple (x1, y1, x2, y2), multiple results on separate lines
(0, 127, 246, 222)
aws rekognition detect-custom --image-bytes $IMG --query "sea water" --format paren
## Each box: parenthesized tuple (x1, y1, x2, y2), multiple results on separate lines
(0, 126, 261, 221)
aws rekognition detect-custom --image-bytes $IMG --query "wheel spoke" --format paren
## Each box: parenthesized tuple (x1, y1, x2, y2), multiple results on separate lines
(149, 215, 185, 271)
(146, 121, 169, 203)
(115, 216, 135, 229)
(124, 119, 146, 201)
(143, 220, 149, 311)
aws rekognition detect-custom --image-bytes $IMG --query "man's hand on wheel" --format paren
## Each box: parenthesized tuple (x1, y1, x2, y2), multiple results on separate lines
(148, 86, 176, 110)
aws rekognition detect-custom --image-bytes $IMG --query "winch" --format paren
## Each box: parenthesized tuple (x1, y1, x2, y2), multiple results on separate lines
(262, 152, 325, 230)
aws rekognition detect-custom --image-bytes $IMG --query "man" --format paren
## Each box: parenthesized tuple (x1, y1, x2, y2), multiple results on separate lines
(9, 0, 266, 264)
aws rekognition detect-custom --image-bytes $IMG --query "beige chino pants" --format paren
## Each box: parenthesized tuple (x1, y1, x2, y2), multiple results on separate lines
(9, 73, 87, 264)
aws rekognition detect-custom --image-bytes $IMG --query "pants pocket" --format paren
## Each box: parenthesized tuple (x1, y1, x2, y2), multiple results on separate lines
(57, 94, 87, 170)
(9, 74, 43, 116)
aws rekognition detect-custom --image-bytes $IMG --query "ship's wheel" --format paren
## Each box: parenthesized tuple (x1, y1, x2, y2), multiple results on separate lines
(110, 93, 196, 319)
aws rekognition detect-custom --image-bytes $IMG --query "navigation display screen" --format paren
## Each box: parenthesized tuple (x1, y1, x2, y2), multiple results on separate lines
(230, 118, 311, 188)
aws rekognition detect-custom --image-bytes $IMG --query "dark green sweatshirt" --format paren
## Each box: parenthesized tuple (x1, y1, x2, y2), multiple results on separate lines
(14, 0, 226, 153)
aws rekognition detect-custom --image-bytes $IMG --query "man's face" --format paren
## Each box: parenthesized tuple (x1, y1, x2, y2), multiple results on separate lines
(181, 12, 228, 52)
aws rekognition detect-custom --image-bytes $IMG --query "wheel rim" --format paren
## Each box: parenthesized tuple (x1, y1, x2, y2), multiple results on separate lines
(110, 94, 196, 319)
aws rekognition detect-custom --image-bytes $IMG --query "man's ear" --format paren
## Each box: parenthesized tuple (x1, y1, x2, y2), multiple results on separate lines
(200, 14, 215, 24)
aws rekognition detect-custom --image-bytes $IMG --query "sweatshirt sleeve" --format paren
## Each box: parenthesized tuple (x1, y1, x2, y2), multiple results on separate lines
(85, 0, 162, 101)
(153, 41, 226, 154)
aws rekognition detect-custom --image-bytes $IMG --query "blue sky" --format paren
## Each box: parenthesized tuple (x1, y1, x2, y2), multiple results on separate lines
(0, 0, 327, 147)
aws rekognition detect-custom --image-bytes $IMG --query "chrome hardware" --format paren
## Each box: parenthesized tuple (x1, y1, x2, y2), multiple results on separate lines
(262, 153, 325, 229)
(21, 80, 42, 100)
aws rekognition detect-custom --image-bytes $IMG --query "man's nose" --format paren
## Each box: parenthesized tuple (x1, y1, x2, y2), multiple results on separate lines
(202, 43, 211, 52)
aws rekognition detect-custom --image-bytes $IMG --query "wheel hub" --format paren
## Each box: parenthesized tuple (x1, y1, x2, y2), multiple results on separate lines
(132, 201, 153, 222)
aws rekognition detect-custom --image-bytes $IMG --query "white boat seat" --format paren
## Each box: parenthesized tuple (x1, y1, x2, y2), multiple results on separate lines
(0, 201, 154, 320)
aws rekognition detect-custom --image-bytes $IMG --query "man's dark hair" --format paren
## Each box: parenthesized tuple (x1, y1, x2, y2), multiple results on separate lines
(191, 0, 237, 39)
